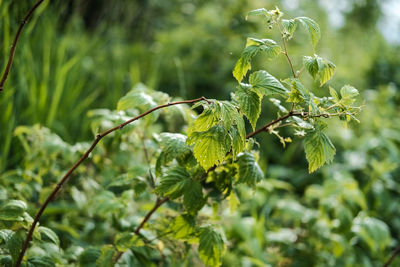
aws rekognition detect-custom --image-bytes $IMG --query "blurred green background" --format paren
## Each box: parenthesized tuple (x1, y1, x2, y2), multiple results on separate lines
(1, 0, 400, 266)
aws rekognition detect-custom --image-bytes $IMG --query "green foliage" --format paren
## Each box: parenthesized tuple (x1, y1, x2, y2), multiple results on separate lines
(304, 123, 336, 173)
(2, 3, 384, 267)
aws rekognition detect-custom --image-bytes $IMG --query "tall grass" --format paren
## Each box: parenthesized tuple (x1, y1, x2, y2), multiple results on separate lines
(0, 1, 163, 171)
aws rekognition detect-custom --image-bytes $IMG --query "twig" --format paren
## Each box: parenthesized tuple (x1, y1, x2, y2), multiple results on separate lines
(15, 97, 207, 267)
(384, 247, 400, 267)
(0, 0, 45, 92)
(277, 22, 296, 78)
(114, 197, 169, 263)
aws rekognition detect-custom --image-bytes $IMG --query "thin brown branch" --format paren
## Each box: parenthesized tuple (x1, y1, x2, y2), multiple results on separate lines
(15, 97, 207, 267)
(114, 197, 169, 263)
(384, 247, 400, 267)
(0, 0, 45, 92)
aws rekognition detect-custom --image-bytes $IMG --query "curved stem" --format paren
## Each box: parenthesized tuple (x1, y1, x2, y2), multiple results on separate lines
(384, 247, 400, 267)
(114, 197, 169, 263)
(15, 97, 207, 267)
(0, 0, 45, 92)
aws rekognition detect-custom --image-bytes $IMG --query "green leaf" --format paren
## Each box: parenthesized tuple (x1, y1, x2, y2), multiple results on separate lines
(281, 19, 297, 38)
(352, 215, 391, 254)
(316, 56, 336, 86)
(235, 84, 261, 130)
(187, 125, 231, 170)
(115, 232, 145, 252)
(171, 215, 196, 239)
(78, 247, 101, 267)
(39, 226, 60, 246)
(233, 38, 280, 82)
(329, 86, 340, 102)
(187, 104, 219, 135)
(230, 125, 245, 158)
(183, 180, 205, 213)
(27, 256, 55, 267)
(247, 8, 269, 18)
(198, 227, 225, 267)
(340, 85, 359, 105)
(156, 166, 190, 199)
(6, 230, 25, 263)
(304, 124, 336, 173)
(236, 152, 263, 186)
(96, 245, 116, 267)
(249, 70, 288, 96)
(117, 89, 157, 112)
(0, 200, 27, 221)
(295, 17, 321, 48)
(303, 56, 319, 79)
(304, 55, 336, 86)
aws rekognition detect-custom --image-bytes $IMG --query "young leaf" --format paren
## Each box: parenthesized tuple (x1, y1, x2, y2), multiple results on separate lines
(236, 152, 264, 187)
(156, 166, 190, 199)
(171, 215, 196, 239)
(295, 17, 321, 48)
(233, 38, 281, 82)
(235, 84, 261, 130)
(187, 125, 231, 170)
(304, 55, 336, 86)
(304, 124, 336, 173)
(340, 85, 359, 105)
(316, 56, 336, 86)
(230, 125, 245, 158)
(198, 227, 225, 267)
(249, 70, 288, 96)
(281, 19, 297, 38)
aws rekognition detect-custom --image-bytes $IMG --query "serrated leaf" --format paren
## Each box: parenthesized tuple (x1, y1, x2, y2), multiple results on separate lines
(198, 227, 225, 267)
(281, 19, 297, 38)
(247, 8, 270, 18)
(183, 180, 205, 213)
(340, 85, 359, 105)
(115, 232, 145, 252)
(329, 86, 339, 102)
(156, 166, 190, 199)
(295, 17, 321, 48)
(188, 125, 231, 170)
(249, 70, 288, 96)
(96, 245, 115, 267)
(230, 125, 245, 158)
(172, 215, 196, 239)
(236, 152, 263, 187)
(304, 55, 335, 86)
(233, 39, 280, 82)
(235, 84, 261, 130)
(39, 226, 59, 246)
(316, 56, 336, 86)
(187, 104, 219, 135)
(0, 200, 27, 221)
(304, 125, 336, 173)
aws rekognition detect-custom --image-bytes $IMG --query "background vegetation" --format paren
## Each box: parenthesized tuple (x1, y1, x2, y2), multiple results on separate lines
(1, 0, 400, 266)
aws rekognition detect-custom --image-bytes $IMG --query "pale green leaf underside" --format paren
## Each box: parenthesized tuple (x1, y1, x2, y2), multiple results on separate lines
(304, 55, 336, 86)
(249, 70, 288, 96)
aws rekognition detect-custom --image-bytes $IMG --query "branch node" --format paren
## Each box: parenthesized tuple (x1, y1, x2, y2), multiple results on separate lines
(96, 134, 102, 140)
